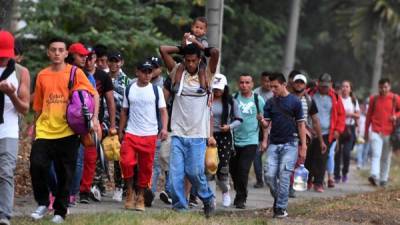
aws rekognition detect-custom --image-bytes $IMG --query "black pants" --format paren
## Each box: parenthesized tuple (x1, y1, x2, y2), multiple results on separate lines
(335, 125, 356, 178)
(229, 145, 257, 203)
(305, 135, 330, 185)
(30, 135, 80, 218)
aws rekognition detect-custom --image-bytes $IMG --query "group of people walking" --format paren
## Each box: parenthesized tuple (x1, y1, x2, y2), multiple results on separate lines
(0, 16, 399, 225)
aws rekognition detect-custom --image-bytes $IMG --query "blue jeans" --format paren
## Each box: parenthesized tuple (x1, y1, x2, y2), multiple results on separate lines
(326, 141, 336, 175)
(357, 143, 370, 168)
(370, 131, 392, 182)
(253, 146, 264, 184)
(151, 140, 171, 194)
(264, 141, 298, 210)
(70, 145, 84, 196)
(169, 136, 214, 210)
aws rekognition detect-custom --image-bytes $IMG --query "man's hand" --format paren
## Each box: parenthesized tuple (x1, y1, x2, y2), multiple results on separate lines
(109, 127, 117, 136)
(159, 129, 168, 141)
(256, 114, 263, 122)
(334, 130, 340, 140)
(91, 118, 100, 133)
(320, 140, 327, 154)
(208, 136, 217, 147)
(298, 144, 307, 164)
(220, 124, 230, 133)
(0, 81, 16, 96)
(364, 132, 369, 142)
(260, 140, 268, 152)
(390, 115, 397, 122)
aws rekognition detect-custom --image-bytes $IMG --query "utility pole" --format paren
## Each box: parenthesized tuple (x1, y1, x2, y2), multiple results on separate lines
(282, 0, 302, 78)
(206, 0, 224, 73)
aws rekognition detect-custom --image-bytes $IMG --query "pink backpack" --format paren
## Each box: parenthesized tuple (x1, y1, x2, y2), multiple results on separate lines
(66, 66, 95, 135)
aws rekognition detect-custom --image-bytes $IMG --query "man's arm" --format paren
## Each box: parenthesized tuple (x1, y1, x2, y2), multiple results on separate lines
(159, 45, 179, 72)
(207, 48, 219, 74)
(105, 90, 116, 133)
(365, 96, 373, 141)
(297, 121, 307, 164)
(159, 107, 168, 141)
(311, 114, 327, 153)
(3, 66, 30, 114)
(118, 108, 128, 140)
(260, 119, 271, 152)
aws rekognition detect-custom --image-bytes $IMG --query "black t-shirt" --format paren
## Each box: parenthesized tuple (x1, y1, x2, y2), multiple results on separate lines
(264, 94, 305, 144)
(94, 69, 114, 122)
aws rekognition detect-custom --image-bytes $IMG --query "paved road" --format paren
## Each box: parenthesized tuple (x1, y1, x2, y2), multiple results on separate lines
(14, 165, 375, 216)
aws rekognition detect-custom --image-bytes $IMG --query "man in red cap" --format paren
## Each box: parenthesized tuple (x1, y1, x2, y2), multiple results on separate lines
(0, 30, 30, 225)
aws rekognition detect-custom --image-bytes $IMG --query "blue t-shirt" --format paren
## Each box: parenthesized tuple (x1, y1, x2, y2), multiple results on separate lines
(233, 92, 265, 146)
(264, 94, 305, 144)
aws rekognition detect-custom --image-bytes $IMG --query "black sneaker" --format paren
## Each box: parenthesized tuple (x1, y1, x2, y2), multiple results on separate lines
(144, 188, 155, 207)
(253, 182, 264, 188)
(79, 192, 90, 204)
(273, 208, 288, 218)
(203, 198, 215, 218)
(235, 201, 246, 209)
(159, 191, 172, 205)
(368, 176, 377, 186)
(189, 194, 199, 208)
(289, 185, 296, 198)
(379, 181, 388, 187)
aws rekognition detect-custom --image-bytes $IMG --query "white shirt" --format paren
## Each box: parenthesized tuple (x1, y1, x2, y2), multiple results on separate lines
(122, 83, 166, 136)
(342, 96, 360, 125)
(0, 68, 19, 139)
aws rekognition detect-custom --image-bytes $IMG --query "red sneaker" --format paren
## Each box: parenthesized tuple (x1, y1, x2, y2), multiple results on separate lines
(314, 184, 324, 193)
(307, 181, 313, 190)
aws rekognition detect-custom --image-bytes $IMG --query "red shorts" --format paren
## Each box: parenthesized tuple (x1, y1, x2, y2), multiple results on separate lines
(120, 133, 157, 188)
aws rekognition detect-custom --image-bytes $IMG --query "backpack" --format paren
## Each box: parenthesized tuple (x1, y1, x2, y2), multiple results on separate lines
(234, 92, 263, 141)
(66, 66, 95, 135)
(125, 82, 162, 133)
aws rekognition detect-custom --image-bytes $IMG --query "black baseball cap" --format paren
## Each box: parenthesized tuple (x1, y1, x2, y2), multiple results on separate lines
(148, 56, 162, 68)
(107, 51, 123, 61)
(137, 60, 153, 71)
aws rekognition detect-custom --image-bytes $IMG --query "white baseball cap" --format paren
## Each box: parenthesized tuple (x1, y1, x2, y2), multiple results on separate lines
(212, 73, 227, 90)
(293, 74, 307, 84)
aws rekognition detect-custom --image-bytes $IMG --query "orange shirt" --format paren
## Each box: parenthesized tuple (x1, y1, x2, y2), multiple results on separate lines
(33, 64, 97, 139)
(366, 92, 400, 136)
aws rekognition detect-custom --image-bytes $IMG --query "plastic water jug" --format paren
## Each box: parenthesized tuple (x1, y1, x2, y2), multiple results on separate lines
(293, 164, 309, 191)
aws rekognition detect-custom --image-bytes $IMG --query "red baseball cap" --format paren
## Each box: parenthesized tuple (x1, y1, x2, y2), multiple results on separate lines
(0, 30, 15, 58)
(68, 42, 90, 56)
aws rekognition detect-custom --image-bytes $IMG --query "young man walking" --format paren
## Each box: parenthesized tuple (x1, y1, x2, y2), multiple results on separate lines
(365, 78, 400, 187)
(253, 71, 274, 188)
(119, 60, 168, 211)
(230, 74, 267, 209)
(30, 38, 99, 223)
(159, 44, 219, 217)
(261, 73, 307, 218)
(0, 30, 30, 225)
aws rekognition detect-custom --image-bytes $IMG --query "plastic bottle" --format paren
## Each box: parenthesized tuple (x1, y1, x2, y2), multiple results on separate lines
(293, 164, 309, 191)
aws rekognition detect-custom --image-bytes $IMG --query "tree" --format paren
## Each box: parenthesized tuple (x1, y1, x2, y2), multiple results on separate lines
(18, 0, 203, 76)
(282, 0, 302, 77)
(335, 0, 400, 93)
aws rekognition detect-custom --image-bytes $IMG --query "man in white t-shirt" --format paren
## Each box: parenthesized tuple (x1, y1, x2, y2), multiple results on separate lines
(159, 44, 219, 217)
(118, 60, 168, 212)
(0, 31, 30, 225)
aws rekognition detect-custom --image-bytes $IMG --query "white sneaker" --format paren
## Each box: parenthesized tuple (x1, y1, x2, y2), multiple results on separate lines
(222, 192, 231, 207)
(30, 205, 48, 220)
(51, 215, 64, 224)
(112, 188, 123, 202)
(90, 185, 102, 202)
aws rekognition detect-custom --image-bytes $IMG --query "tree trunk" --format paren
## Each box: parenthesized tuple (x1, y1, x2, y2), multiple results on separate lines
(371, 21, 385, 94)
(206, 0, 224, 73)
(0, 0, 17, 31)
(282, 0, 302, 78)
